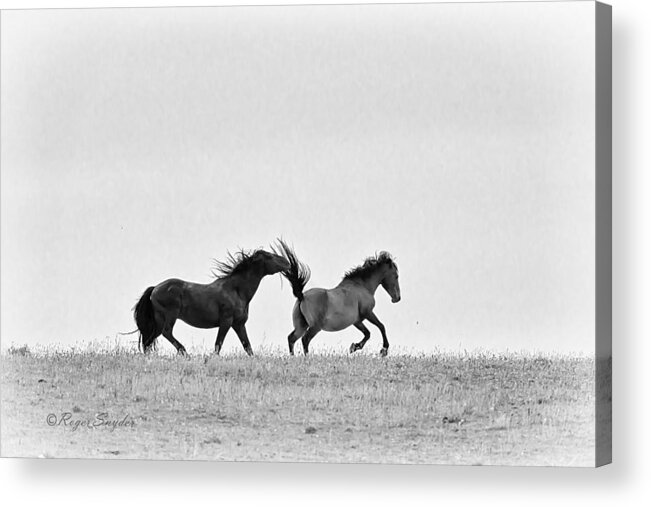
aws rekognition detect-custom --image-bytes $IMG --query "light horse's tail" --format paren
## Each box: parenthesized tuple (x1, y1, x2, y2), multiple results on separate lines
(273, 239, 311, 301)
(133, 286, 161, 352)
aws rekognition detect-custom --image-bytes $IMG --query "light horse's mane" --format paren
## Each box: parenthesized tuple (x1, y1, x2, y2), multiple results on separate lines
(342, 251, 397, 281)
(211, 248, 265, 279)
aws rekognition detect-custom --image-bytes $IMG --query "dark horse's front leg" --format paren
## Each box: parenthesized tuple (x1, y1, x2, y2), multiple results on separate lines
(233, 322, 254, 356)
(214, 319, 232, 355)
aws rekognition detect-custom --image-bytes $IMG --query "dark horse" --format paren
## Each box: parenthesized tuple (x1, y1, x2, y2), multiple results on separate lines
(273, 240, 401, 356)
(133, 249, 290, 355)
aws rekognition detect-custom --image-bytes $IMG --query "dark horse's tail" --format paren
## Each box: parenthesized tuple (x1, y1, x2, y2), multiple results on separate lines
(133, 286, 161, 352)
(273, 239, 311, 301)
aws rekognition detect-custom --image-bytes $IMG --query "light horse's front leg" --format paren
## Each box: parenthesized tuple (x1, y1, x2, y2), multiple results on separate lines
(366, 311, 389, 356)
(349, 322, 371, 354)
(349, 313, 390, 356)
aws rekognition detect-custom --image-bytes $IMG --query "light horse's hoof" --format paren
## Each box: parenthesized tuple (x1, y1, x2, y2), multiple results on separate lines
(379, 348, 388, 357)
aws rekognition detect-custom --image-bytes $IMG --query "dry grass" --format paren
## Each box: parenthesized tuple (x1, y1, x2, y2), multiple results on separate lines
(1, 344, 596, 465)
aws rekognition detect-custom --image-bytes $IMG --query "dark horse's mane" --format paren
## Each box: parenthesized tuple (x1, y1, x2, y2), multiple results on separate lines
(343, 251, 397, 281)
(211, 248, 265, 279)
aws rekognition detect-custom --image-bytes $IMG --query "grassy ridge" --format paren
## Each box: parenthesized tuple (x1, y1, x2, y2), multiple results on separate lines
(1, 347, 595, 465)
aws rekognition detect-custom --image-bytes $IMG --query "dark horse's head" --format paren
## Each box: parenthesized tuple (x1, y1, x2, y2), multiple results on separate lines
(256, 249, 291, 275)
(212, 248, 290, 278)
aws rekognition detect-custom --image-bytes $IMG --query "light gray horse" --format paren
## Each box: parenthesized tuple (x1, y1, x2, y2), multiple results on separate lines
(274, 239, 401, 356)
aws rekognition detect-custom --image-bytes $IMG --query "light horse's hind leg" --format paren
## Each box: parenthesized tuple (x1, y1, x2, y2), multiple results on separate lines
(366, 311, 389, 357)
(287, 330, 302, 355)
(301, 327, 321, 355)
(288, 303, 308, 355)
(349, 321, 371, 354)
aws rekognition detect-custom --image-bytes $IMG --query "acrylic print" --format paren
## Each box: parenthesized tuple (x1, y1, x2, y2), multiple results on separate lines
(0, 1, 611, 466)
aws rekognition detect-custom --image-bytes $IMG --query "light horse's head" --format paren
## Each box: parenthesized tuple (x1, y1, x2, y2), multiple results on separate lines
(378, 252, 401, 303)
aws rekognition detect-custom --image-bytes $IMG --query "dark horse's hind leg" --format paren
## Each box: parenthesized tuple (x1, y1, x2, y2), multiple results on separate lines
(233, 323, 254, 356)
(366, 311, 389, 357)
(349, 321, 371, 354)
(161, 320, 187, 356)
(152, 294, 187, 355)
(301, 327, 321, 355)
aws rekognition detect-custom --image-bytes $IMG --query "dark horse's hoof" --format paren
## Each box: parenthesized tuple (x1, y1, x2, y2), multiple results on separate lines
(178, 348, 188, 356)
(349, 343, 358, 354)
(380, 348, 388, 357)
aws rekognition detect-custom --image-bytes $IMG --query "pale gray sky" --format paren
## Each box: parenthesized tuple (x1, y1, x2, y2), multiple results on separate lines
(1, 2, 596, 354)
